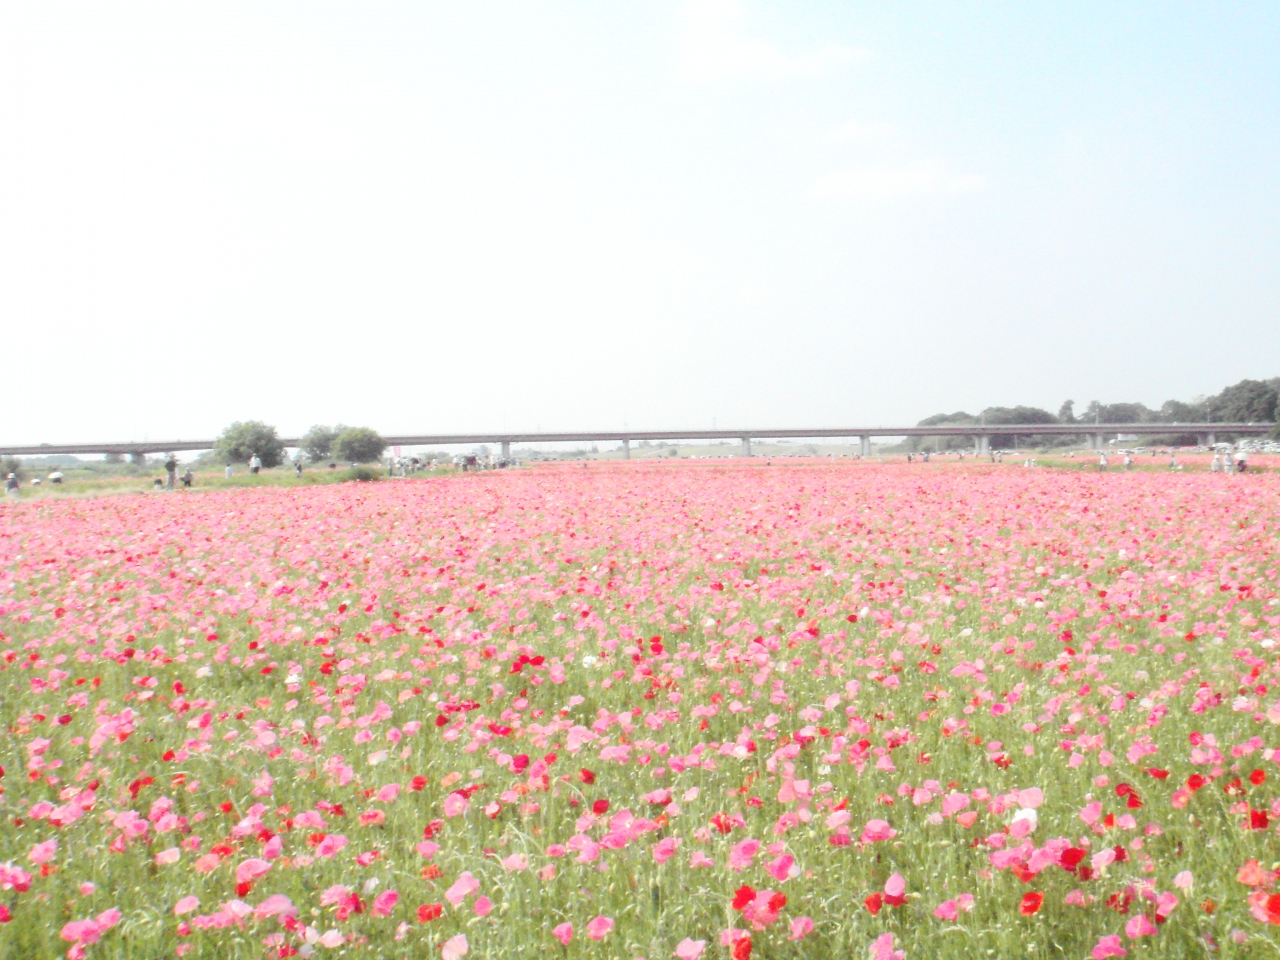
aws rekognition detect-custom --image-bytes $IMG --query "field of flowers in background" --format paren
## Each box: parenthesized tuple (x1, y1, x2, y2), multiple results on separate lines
(2, 461, 1279, 960)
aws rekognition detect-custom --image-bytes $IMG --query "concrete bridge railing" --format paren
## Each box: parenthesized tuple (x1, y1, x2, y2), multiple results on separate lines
(1, 423, 1272, 460)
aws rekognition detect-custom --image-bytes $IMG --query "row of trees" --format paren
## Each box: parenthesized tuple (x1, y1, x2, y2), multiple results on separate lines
(212, 422, 386, 468)
(911, 377, 1280, 451)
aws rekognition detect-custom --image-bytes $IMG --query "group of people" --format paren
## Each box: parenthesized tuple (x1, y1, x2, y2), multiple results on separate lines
(387, 456, 433, 476)
(1098, 453, 1183, 470)
(1211, 452, 1250, 473)
(159, 456, 194, 490)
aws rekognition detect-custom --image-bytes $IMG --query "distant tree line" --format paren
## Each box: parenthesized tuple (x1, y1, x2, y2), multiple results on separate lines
(911, 377, 1280, 451)
(210, 422, 386, 467)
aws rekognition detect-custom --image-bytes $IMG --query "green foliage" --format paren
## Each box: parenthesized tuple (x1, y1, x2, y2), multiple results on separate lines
(213, 421, 286, 468)
(980, 405, 1058, 426)
(300, 424, 346, 463)
(1158, 399, 1204, 423)
(345, 465, 381, 482)
(332, 427, 386, 464)
(913, 377, 1278, 453)
(1, 456, 23, 482)
(910, 412, 977, 452)
(1206, 378, 1278, 423)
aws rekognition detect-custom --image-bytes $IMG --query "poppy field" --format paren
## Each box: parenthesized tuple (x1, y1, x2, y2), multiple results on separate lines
(2, 461, 1280, 960)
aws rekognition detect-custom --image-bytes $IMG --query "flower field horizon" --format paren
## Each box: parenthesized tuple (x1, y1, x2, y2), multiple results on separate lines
(2, 460, 1280, 959)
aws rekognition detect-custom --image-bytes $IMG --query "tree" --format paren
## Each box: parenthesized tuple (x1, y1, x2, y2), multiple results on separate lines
(300, 424, 345, 463)
(1098, 402, 1153, 424)
(912, 411, 976, 452)
(1058, 400, 1076, 424)
(979, 406, 1059, 450)
(1206, 379, 1278, 423)
(214, 421, 286, 468)
(332, 427, 386, 464)
(1158, 399, 1205, 423)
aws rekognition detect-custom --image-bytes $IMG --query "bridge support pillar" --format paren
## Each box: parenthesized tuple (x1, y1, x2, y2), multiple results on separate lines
(1205, 432, 1216, 448)
(979, 435, 990, 455)
(1092, 433, 1104, 451)
(860, 436, 871, 458)
(741, 437, 752, 458)
(622, 439, 630, 460)
(500, 440, 510, 461)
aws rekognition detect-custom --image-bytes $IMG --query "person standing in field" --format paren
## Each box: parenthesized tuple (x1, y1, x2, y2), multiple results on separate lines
(1210, 454, 1221, 473)
(225, 464, 233, 479)
(182, 468, 194, 488)
(1098, 452, 1107, 471)
(164, 454, 178, 490)
(249, 454, 261, 475)
(1124, 454, 1133, 470)
(5, 473, 18, 498)
(295, 458, 303, 478)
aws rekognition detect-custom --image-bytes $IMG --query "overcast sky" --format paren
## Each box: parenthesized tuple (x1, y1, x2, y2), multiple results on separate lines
(2, 2, 1277, 444)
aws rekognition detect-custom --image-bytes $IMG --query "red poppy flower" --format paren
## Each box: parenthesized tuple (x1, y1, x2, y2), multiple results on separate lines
(417, 903, 443, 923)
(1262, 895, 1280, 925)
(731, 935, 752, 960)
(1020, 892, 1043, 916)
(732, 885, 756, 910)
(864, 893, 883, 915)
(1060, 848, 1086, 872)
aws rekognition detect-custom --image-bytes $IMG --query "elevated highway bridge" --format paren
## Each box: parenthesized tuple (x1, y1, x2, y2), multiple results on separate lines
(1, 423, 1272, 460)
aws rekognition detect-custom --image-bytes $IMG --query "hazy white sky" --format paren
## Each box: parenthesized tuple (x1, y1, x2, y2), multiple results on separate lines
(2, 1, 1277, 443)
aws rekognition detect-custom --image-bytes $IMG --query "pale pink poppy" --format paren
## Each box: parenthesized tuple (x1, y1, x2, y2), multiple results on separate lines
(235, 858, 271, 884)
(586, 916, 614, 939)
(445, 871, 479, 906)
(788, 916, 814, 940)
(861, 819, 896, 843)
(371, 891, 399, 917)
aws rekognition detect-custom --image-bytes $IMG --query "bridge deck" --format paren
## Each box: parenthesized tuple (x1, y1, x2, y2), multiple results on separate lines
(0, 423, 1270, 457)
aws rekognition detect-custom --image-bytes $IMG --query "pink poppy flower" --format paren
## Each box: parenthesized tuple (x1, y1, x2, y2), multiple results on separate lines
(235, 858, 271, 884)
(445, 871, 479, 906)
(788, 916, 814, 940)
(1092, 935, 1128, 958)
(371, 891, 399, 917)
(28, 840, 57, 865)
(861, 819, 897, 843)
